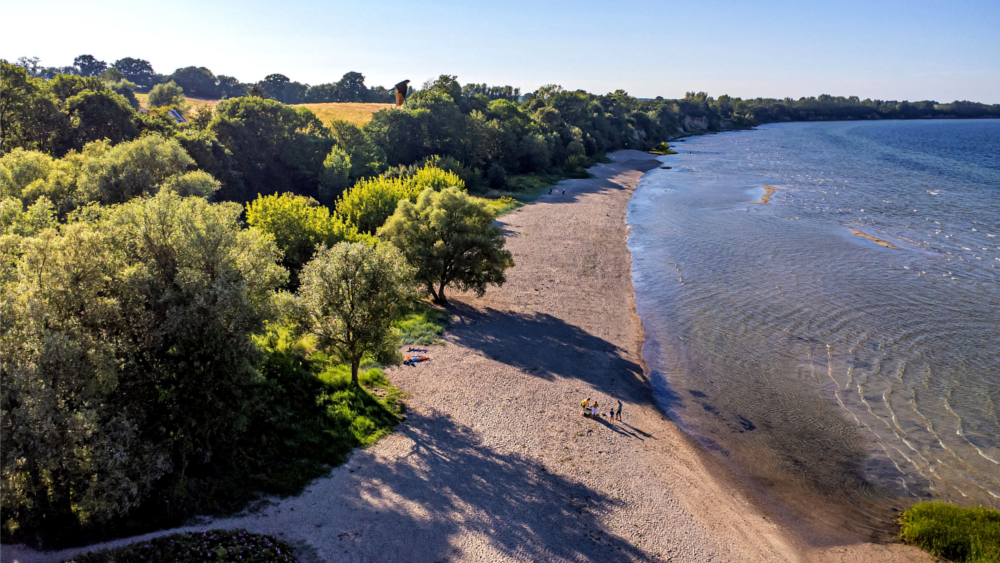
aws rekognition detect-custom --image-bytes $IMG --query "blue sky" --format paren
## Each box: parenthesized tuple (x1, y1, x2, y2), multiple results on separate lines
(2, 0, 998, 102)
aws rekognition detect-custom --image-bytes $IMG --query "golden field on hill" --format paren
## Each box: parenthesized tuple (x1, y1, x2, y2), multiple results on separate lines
(134, 93, 391, 126)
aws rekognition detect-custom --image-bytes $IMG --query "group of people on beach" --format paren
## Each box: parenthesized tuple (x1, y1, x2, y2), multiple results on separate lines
(581, 397, 622, 422)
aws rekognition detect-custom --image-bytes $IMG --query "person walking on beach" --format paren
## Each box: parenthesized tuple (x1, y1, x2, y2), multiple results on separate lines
(616, 400, 623, 421)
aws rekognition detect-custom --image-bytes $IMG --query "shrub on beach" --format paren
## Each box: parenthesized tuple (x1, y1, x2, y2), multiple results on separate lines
(899, 502, 1000, 563)
(61, 529, 298, 563)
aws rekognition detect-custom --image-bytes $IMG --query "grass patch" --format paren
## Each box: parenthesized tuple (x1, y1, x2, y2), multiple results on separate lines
(135, 92, 218, 114)
(471, 195, 522, 217)
(395, 303, 450, 345)
(899, 502, 1000, 563)
(62, 529, 297, 563)
(649, 142, 678, 155)
(294, 102, 395, 127)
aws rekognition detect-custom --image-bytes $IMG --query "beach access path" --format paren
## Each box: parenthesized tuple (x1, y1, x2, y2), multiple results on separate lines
(3, 151, 933, 563)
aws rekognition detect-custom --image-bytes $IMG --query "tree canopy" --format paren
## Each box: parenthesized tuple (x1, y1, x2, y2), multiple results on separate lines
(297, 241, 415, 385)
(380, 186, 513, 303)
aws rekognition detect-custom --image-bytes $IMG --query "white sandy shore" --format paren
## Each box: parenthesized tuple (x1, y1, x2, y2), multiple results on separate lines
(2, 151, 933, 563)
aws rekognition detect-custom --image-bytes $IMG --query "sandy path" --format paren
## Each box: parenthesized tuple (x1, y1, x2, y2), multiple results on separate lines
(4, 151, 932, 563)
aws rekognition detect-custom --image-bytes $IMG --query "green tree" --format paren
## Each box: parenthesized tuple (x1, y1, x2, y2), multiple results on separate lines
(336, 71, 369, 102)
(111, 57, 157, 91)
(73, 55, 107, 77)
(1, 190, 286, 538)
(297, 241, 415, 385)
(329, 119, 385, 181)
(75, 134, 196, 205)
(208, 97, 333, 201)
(380, 187, 513, 303)
(170, 66, 219, 98)
(319, 146, 352, 204)
(147, 80, 187, 110)
(0, 62, 65, 154)
(245, 192, 366, 287)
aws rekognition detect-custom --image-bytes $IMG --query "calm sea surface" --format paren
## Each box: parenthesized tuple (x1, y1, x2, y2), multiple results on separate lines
(628, 120, 999, 534)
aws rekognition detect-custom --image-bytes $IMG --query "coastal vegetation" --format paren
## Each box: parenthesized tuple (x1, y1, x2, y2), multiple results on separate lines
(62, 529, 298, 563)
(3, 52, 999, 555)
(899, 502, 1000, 563)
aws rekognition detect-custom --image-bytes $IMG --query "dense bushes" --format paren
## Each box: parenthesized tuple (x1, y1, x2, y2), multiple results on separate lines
(245, 192, 367, 287)
(62, 529, 298, 563)
(899, 502, 1000, 563)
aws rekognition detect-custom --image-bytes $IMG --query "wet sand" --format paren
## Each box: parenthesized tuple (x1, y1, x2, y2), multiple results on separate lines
(850, 229, 901, 249)
(747, 185, 784, 204)
(2, 152, 931, 563)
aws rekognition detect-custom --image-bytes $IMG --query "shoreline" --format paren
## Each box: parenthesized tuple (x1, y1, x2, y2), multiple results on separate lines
(2, 151, 930, 563)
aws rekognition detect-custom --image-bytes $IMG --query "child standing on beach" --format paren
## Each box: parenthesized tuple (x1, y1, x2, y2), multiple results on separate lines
(609, 406, 615, 421)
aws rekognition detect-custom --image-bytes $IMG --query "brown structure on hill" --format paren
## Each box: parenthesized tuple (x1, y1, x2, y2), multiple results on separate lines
(394, 80, 410, 107)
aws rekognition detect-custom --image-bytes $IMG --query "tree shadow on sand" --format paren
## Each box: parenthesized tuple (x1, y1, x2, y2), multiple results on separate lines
(444, 304, 679, 412)
(299, 413, 660, 562)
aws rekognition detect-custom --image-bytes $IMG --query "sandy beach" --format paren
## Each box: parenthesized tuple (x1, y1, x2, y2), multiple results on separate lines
(3, 151, 934, 563)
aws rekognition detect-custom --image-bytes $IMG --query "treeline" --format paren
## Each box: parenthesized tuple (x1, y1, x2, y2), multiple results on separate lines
(679, 91, 1000, 124)
(2, 61, 718, 210)
(10, 55, 405, 103)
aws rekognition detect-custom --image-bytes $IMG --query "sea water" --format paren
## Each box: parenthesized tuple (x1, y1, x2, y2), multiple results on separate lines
(628, 120, 999, 535)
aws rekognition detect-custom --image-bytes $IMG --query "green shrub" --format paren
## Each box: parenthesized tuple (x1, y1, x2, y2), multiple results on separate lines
(649, 142, 677, 155)
(61, 529, 297, 563)
(899, 502, 1000, 563)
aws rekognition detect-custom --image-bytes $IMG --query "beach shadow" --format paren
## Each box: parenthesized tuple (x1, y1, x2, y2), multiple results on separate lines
(444, 304, 652, 409)
(305, 413, 658, 562)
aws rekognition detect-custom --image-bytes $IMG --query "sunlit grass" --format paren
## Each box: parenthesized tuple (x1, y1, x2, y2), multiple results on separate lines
(295, 102, 395, 127)
(899, 502, 1000, 563)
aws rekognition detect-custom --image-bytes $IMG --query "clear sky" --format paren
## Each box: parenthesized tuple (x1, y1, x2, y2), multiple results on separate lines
(3, 0, 998, 103)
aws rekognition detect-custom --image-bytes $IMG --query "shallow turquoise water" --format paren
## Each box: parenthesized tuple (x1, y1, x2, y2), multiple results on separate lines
(628, 120, 999, 530)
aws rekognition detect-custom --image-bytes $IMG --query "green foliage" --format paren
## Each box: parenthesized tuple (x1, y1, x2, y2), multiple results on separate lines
(62, 529, 298, 563)
(334, 164, 463, 234)
(111, 57, 157, 91)
(1, 135, 202, 214)
(170, 66, 219, 99)
(297, 241, 416, 385)
(245, 192, 367, 287)
(319, 146, 352, 204)
(649, 142, 677, 155)
(328, 119, 385, 181)
(1, 190, 286, 544)
(395, 304, 450, 345)
(0, 62, 65, 154)
(379, 186, 514, 303)
(208, 97, 333, 202)
(899, 502, 1000, 563)
(147, 80, 187, 110)
(75, 134, 196, 204)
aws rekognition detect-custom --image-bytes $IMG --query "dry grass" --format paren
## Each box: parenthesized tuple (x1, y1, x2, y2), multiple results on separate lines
(134, 94, 391, 127)
(134, 93, 218, 115)
(295, 102, 395, 126)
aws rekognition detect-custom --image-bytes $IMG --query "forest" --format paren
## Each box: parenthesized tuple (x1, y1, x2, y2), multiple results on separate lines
(2, 54, 999, 549)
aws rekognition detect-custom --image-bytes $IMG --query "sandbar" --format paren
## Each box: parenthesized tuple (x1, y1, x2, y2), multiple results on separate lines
(747, 185, 784, 204)
(851, 229, 901, 249)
